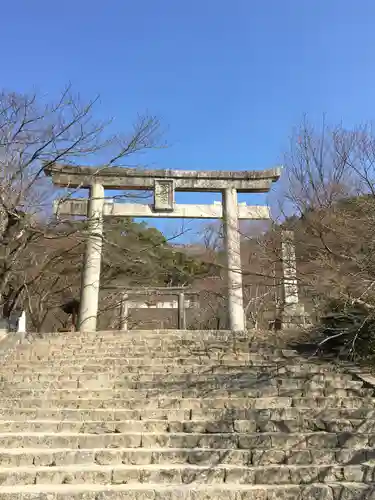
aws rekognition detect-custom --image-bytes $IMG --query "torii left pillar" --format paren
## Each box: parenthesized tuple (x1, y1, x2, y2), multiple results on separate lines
(79, 183, 104, 332)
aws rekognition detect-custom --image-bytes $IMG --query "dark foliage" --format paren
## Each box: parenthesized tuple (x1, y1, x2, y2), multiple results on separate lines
(315, 299, 375, 360)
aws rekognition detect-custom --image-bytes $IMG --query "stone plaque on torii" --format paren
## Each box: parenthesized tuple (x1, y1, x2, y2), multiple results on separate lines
(44, 164, 281, 332)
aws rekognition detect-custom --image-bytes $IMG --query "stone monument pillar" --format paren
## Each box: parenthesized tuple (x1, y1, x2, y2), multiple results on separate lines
(280, 230, 309, 329)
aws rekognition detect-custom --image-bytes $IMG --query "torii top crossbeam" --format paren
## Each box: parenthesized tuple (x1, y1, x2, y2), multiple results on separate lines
(44, 164, 281, 192)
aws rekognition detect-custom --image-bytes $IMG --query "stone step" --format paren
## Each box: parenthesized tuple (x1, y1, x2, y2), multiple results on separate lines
(1, 396, 374, 410)
(2, 372, 355, 385)
(1, 418, 375, 434)
(4, 363, 342, 375)
(0, 483, 371, 500)
(2, 383, 364, 396)
(10, 357, 304, 367)
(11, 344, 273, 355)
(0, 431, 372, 449)
(0, 446, 374, 467)
(2, 392, 374, 407)
(3, 347, 300, 356)
(1, 377, 362, 391)
(13, 345, 297, 354)
(35, 333, 266, 338)
(2, 368, 348, 382)
(12, 345, 288, 352)
(6, 357, 303, 367)
(16, 346, 280, 357)
(23, 328, 235, 335)
(0, 397, 291, 409)
(14, 336, 256, 345)
(17, 350, 297, 361)
(15, 336, 254, 345)
(1, 463, 375, 486)
(1, 387, 370, 399)
(15, 330, 248, 342)
(3, 407, 375, 422)
(8, 378, 361, 389)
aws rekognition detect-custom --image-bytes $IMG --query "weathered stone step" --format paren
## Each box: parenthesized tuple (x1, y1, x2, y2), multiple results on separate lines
(0, 482, 370, 500)
(0, 397, 288, 410)
(13, 351, 298, 361)
(5, 363, 342, 375)
(13, 346, 300, 361)
(2, 377, 362, 392)
(3, 407, 375, 422)
(3, 372, 355, 385)
(11, 343, 273, 356)
(1, 446, 373, 467)
(0, 431, 372, 449)
(24, 328, 235, 335)
(6, 357, 302, 367)
(12, 347, 287, 355)
(2, 384, 364, 397)
(1, 418, 375, 434)
(16, 330, 248, 342)
(2, 387, 370, 399)
(14, 345, 297, 355)
(15, 336, 253, 345)
(1, 463, 375, 486)
(15, 336, 257, 346)
(1, 396, 374, 410)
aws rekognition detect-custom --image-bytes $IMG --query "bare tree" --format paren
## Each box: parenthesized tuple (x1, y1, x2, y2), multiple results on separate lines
(275, 116, 375, 357)
(0, 86, 162, 327)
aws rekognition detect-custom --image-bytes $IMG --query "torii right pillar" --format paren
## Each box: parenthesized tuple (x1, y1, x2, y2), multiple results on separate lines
(223, 187, 245, 332)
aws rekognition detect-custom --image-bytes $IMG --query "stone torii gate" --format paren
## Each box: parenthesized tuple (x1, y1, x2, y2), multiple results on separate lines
(44, 164, 280, 332)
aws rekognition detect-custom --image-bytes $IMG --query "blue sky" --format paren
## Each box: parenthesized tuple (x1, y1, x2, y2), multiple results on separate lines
(2, 0, 375, 241)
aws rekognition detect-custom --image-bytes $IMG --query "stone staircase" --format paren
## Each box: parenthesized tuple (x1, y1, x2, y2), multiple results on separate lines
(0, 330, 375, 499)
